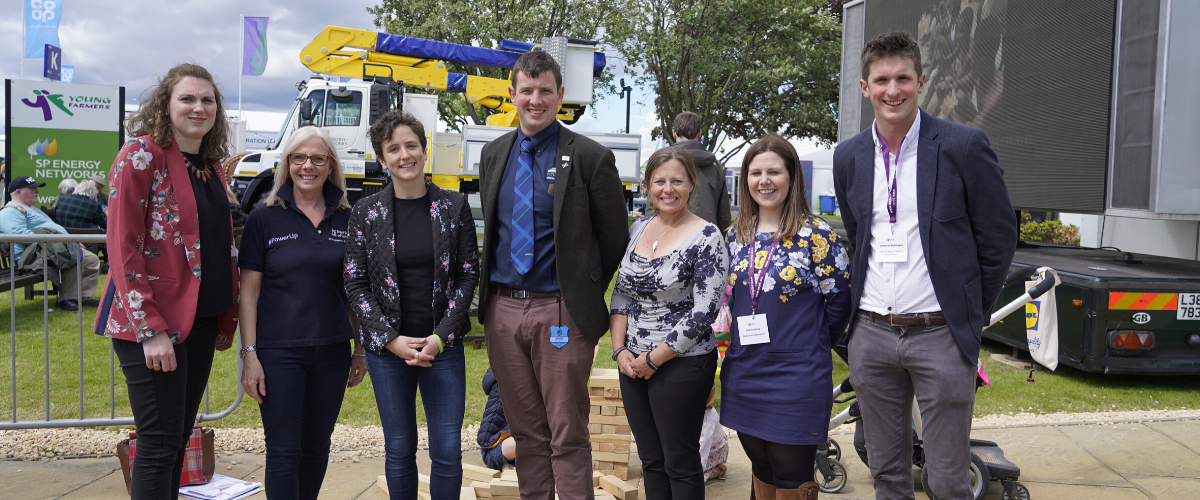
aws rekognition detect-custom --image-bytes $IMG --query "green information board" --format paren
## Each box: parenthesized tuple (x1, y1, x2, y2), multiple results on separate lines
(5, 79, 124, 205)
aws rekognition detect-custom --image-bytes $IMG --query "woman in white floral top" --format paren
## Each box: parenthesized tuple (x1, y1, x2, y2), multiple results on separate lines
(609, 147, 729, 499)
(719, 134, 852, 500)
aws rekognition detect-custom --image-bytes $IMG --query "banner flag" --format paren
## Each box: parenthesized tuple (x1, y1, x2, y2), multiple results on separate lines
(24, 0, 63, 58)
(242, 17, 269, 76)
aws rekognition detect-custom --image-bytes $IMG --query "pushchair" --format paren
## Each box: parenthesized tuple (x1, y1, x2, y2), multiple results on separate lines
(821, 266, 1057, 499)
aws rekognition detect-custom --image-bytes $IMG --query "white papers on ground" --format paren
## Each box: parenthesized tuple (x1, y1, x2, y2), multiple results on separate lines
(178, 474, 263, 500)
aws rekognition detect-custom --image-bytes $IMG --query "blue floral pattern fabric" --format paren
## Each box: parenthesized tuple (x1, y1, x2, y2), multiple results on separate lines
(726, 216, 850, 302)
(610, 218, 729, 356)
(718, 214, 853, 445)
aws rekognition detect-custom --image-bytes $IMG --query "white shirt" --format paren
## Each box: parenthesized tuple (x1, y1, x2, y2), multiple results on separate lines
(859, 112, 942, 315)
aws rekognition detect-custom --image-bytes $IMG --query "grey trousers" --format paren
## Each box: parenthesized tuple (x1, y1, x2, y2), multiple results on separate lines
(55, 248, 100, 304)
(847, 312, 977, 500)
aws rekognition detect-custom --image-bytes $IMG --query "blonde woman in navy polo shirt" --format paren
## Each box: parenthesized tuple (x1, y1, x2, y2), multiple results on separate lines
(237, 126, 368, 500)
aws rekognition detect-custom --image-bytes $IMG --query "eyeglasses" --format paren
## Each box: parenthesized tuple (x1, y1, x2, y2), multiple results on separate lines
(288, 153, 330, 166)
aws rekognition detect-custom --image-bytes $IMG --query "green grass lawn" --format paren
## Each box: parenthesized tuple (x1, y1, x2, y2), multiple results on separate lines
(3, 277, 1198, 432)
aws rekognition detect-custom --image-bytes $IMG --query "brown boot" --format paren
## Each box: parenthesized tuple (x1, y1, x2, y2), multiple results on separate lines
(752, 475, 777, 500)
(777, 481, 819, 500)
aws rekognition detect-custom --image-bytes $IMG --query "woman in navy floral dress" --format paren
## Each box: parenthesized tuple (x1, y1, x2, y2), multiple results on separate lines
(720, 135, 852, 500)
(610, 147, 728, 500)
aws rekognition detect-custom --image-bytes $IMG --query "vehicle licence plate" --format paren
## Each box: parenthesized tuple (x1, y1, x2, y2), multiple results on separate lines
(1178, 293, 1200, 320)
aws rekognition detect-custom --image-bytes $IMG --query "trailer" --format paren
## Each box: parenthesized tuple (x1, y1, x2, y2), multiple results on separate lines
(983, 244, 1200, 374)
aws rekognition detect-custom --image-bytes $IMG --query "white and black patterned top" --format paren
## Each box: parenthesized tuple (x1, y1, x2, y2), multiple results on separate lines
(610, 218, 729, 357)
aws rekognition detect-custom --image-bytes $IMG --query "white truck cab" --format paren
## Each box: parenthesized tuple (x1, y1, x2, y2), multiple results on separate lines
(232, 77, 415, 211)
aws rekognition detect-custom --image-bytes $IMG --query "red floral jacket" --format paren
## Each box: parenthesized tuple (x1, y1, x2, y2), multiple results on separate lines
(93, 136, 239, 343)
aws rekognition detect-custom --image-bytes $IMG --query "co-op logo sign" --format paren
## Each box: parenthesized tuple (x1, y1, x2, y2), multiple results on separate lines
(20, 89, 113, 122)
(30, 0, 58, 22)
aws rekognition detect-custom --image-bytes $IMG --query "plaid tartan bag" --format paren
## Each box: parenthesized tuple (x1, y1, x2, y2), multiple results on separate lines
(117, 426, 215, 494)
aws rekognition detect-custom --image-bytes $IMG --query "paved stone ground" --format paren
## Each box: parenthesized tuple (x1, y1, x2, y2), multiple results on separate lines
(3, 419, 1198, 499)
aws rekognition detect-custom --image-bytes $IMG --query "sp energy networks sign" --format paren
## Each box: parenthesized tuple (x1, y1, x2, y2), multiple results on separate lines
(5, 79, 124, 205)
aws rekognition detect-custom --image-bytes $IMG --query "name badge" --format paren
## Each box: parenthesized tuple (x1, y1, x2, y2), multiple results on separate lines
(546, 168, 556, 194)
(550, 326, 569, 348)
(737, 314, 771, 345)
(875, 233, 908, 263)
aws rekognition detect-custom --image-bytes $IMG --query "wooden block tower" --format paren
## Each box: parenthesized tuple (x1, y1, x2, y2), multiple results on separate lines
(588, 368, 633, 480)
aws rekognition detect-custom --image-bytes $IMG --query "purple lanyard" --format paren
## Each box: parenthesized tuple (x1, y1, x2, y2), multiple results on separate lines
(876, 128, 900, 226)
(747, 219, 780, 314)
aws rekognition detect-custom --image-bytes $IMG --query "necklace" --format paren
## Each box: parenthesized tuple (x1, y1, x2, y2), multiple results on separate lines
(183, 156, 212, 183)
(650, 212, 688, 253)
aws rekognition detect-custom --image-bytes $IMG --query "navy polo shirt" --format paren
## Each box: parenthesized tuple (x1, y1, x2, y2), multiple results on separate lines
(491, 121, 560, 292)
(238, 181, 354, 348)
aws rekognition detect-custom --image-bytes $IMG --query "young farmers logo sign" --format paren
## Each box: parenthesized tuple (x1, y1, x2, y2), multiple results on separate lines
(6, 79, 123, 204)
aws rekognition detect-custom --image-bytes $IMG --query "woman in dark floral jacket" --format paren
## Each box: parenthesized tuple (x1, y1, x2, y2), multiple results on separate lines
(343, 111, 478, 500)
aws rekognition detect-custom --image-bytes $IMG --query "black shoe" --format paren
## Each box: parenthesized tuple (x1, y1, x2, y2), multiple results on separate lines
(82, 298, 102, 307)
(55, 300, 80, 312)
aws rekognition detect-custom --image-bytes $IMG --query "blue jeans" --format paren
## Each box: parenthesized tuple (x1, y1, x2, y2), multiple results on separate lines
(257, 342, 352, 500)
(367, 344, 465, 500)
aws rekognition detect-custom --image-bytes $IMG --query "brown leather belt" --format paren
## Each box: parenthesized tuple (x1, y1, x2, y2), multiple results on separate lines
(860, 310, 947, 327)
(494, 286, 560, 300)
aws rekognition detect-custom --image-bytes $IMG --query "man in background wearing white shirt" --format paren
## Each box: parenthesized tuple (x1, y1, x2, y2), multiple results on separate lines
(833, 31, 1017, 500)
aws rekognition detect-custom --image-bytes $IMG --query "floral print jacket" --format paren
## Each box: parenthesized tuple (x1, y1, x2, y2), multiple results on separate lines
(344, 179, 479, 354)
(610, 219, 729, 356)
(726, 215, 852, 347)
(93, 137, 239, 343)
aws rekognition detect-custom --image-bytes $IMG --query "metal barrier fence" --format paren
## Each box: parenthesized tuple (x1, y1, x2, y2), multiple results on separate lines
(1, 233, 243, 430)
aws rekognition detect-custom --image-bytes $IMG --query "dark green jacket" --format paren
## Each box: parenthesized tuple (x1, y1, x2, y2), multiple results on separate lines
(477, 126, 630, 340)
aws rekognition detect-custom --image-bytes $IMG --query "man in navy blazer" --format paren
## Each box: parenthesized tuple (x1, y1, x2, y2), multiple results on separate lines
(833, 31, 1017, 500)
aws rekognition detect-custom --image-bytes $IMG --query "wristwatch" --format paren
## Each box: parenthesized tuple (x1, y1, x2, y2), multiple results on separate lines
(239, 345, 257, 358)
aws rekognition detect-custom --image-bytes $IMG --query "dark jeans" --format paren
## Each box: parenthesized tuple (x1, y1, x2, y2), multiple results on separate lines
(113, 316, 218, 500)
(367, 344, 465, 500)
(619, 350, 717, 500)
(257, 342, 352, 500)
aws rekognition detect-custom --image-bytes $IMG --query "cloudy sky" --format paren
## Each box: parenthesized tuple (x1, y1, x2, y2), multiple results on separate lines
(2, 0, 825, 161)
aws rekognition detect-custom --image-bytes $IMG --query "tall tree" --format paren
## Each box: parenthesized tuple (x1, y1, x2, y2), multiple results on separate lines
(368, 0, 628, 131)
(605, 0, 842, 162)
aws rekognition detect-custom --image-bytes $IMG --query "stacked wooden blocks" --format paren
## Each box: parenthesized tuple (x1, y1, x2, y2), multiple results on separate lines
(588, 368, 632, 480)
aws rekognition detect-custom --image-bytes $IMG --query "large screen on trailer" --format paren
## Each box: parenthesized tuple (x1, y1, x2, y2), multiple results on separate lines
(858, 0, 1116, 212)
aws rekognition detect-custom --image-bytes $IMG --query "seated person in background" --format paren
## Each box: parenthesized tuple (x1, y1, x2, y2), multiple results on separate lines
(477, 367, 516, 470)
(51, 179, 77, 210)
(55, 179, 107, 230)
(89, 174, 110, 206)
(1, 176, 101, 312)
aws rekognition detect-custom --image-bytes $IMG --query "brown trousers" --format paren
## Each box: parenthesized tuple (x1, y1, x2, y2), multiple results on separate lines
(484, 293, 598, 500)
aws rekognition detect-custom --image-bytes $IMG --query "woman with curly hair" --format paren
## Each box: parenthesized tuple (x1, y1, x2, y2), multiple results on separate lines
(720, 134, 852, 500)
(93, 63, 240, 500)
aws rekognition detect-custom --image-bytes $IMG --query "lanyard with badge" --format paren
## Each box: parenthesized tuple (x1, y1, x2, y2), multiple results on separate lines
(737, 218, 778, 346)
(874, 129, 908, 263)
(550, 296, 569, 348)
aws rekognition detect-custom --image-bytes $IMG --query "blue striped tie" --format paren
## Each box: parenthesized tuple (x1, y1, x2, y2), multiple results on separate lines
(511, 138, 535, 275)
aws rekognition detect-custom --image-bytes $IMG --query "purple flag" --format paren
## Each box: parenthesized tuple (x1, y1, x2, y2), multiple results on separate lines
(242, 17, 268, 76)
